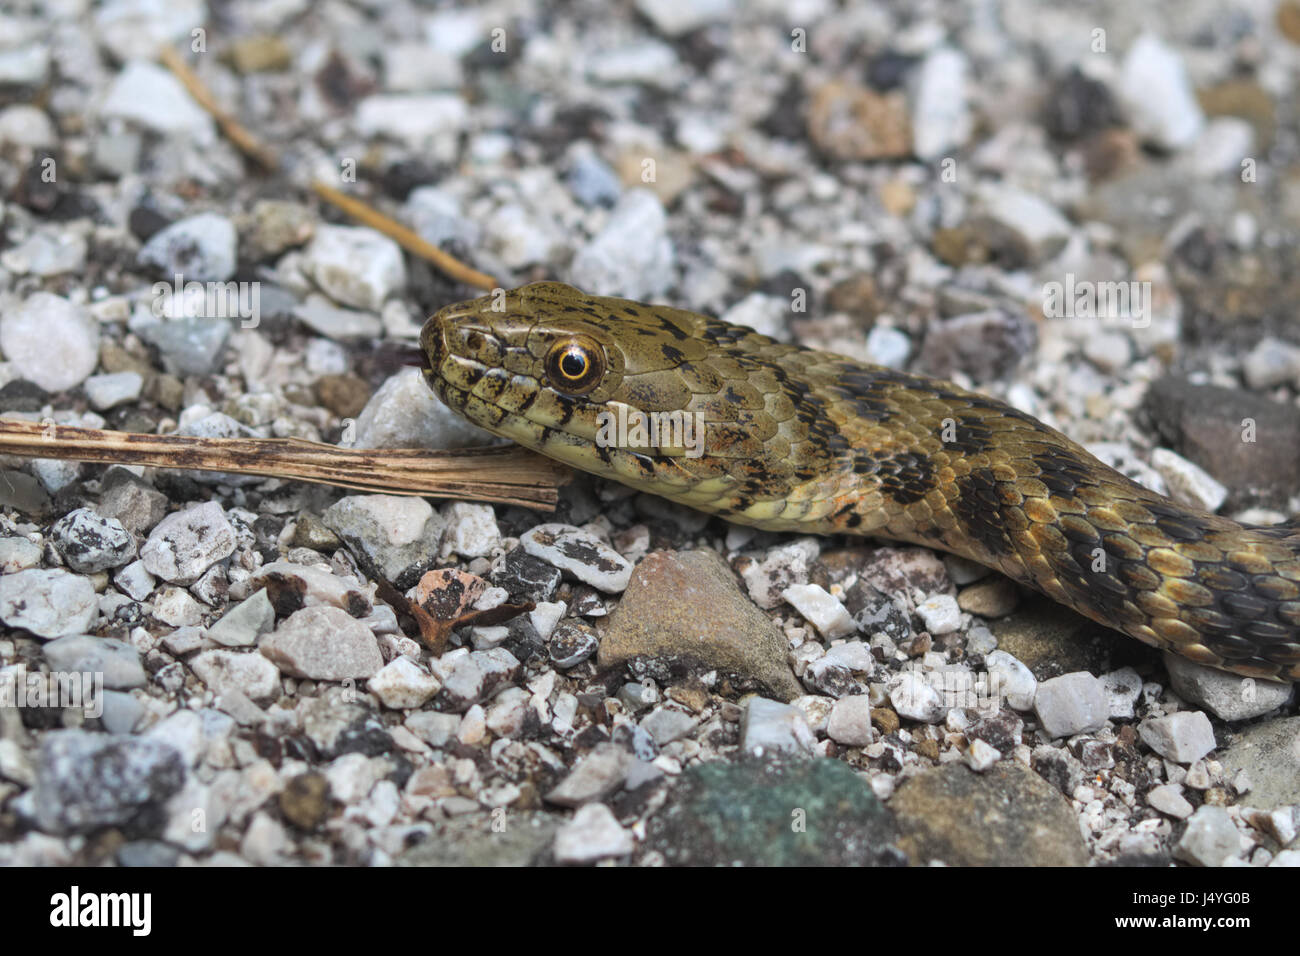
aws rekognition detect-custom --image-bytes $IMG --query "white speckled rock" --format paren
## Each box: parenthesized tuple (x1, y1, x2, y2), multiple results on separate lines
(911, 46, 971, 160)
(1099, 666, 1144, 720)
(137, 212, 237, 282)
(916, 594, 961, 634)
(42, 635, 146, 689)
(1, 292, 99, 392)
(301, 225, 406, 312)
(1118, 34, 1204, 150)
(442, 502, 500, 559)
(1150, 448, 1227, 513)
(84, 371, 144, 410)
(740, 697, 816, 756)
(191, 649, 281, 700)
(1175, 805, 1244, 867)
(827, 695, 874, 746)
(1147, 784, 1194, 819)
(367, 656, 441, 710)
(0, 568, 97, 638)
(51, 508, 135, 573)
(570, 189, 674, 301)
(352, 367, 496, 449)
(782, 583, 855, 639)
(1033, 672, 1108, 738)
(1162, 652, 1292, 721)
(520, 524, 632, 593)
(889, 670, 948, 723)
(1138, 710, 1216, 764)
(259, 606, 383, 681)
(101, 59, 214, 140)
(554, 802, 633, 863)
(140, 501, 236, 585)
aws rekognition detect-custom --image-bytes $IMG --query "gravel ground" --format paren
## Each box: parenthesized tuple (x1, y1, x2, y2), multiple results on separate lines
(1, 0, 1300, 867)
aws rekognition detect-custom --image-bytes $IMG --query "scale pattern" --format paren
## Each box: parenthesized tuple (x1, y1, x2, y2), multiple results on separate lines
(421, 282, 1300, 681)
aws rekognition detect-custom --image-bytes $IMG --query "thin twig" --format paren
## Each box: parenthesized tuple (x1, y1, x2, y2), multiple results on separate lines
(158, 46, 280, 170)
(0, 420, 568, 510)
(311, 181, 499, 290)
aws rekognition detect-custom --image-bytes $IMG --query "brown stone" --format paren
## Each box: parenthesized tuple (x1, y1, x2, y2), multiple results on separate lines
(598, 549, 802, 701)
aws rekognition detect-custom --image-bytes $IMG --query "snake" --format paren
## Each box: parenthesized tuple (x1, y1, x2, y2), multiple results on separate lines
(419, 281, 1300, 683)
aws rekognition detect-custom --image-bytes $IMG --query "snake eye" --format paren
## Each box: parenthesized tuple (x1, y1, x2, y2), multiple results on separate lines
(545, 336, 605, 395)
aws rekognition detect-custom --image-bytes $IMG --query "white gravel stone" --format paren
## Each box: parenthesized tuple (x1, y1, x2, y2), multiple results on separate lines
(916, 593, 961, 634)
(259, 606, 384, 681)
(635, 0, 733, 35)
(137, 213, 237, 282)
(570, 189, 674, 301)
(205, 589, 275, 647)
(967, 737, 1001, 772)
(301, 225, 407, 312)
(546, 742, 631, 806)
(1099, 666, 1144, 720)
(782, 583, 855, 639)
(0, 568, 97, 638)
(113, 560, 156, 601)
(43, 635, 145, 690)
(0, 537, 42, 573)
(1118, 34, 1204, 150)
(1148, 783, 1194, 818)
(528, 600, 566, 640)
(353, 367, 496, 449)
(292, 294, 382, 340)
(554, 802, 633, 863)
(827, 695, 874, 746)
(520, 524, 632, 593)
(889, 671, 948, 723)
(865, 326, 911, 368)
(1150, 448, 1228, 513)
(1138, 711, 1217, 764)
(1, 229, 88, 277)
(140, 501, 236, 585)
(911, 46, 971, 160)
(740, 697, 816, 755)
(1, 292, 99, 392)
(152, 587, 205, 627)
(971, 183, 1073, 264)
(0, 105, 56, 148)
(368, 656, 441, 710)
(1242, 336, 1300, 390)
(586, 39, 679, 87)
(1033, 672, 1108, 738)
(83, 372, 144, 410)
(1175, 805, 1244, 867)
(1162, 652, 1292, 721)
(100, 59, 214, 140)
(356, 94, 468, 158)
(190, 649, 281, 700)
(321, 494, 444, 590)
(442, 502, 500, 558)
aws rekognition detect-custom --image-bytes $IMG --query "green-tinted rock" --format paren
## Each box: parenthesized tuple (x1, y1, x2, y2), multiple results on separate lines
(644, 755, 903, 866)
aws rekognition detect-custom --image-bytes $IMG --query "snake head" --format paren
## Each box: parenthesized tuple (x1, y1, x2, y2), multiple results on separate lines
(420, 282, 738, 484)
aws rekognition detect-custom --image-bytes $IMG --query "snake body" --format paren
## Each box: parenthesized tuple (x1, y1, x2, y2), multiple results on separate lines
(420, 282, 1300, 682)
